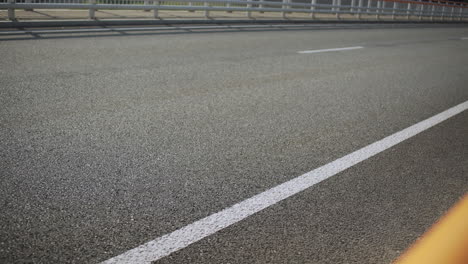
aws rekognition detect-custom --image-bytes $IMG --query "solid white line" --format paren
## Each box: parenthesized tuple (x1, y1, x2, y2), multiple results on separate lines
(461, 37, 468, 40)
(102, 100, 468, 264)
(297, 46, 364, 54)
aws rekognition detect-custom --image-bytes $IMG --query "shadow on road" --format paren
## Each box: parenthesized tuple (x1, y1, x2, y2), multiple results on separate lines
(1, 23, 467, 41)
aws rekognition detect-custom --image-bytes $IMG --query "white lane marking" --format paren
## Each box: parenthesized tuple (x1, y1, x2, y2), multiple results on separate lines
(461, 37, 468, 40)
(102, 100, 468, 264)
(297, 46, 364, 54)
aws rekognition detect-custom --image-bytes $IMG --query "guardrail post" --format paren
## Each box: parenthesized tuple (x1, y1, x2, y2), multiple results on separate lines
(464, 4, 466, 21)
(188, 2, 195, 12)
(407, 2, 411, 20)
(381, 0, 385, 18)
(310, 0, 316, 18)
(89, 0, 96, 19)
(247, 0, 252, 18)
(440, 2, 445, 21)
(24, 0, 33, 12)
(226, 1, 232, 13)
(153, 0, 159, 18)
(259, 0, 265, 13)
(450, 5, 454, 20)
(430, 3, 435, 21)
(459, 5, 462, 21)
(357, 0, 363, 19)
(392, 1, 397, 20)
(350, 0, 355, 14)
(8, 0, 15, 20)
(376, 0, 380, 19)
(441, 4, 445, 20)
(336, 0, 341, 19)
(442, 4, 446, 20)
(419, 0, 423, 21)
(415, 0, 419, 20)
(438, 2, 442, 20)
(367, 0, 372, 14)
(282, 0, 287, 18)
(459, 3, 463, 21)
(205, 1, 209, 18)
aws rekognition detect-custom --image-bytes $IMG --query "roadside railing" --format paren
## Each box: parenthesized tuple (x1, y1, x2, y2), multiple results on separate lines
(1, 0, 467, 21)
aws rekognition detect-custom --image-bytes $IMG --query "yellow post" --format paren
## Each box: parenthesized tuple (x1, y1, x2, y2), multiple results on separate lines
(395, 194, 468, 264)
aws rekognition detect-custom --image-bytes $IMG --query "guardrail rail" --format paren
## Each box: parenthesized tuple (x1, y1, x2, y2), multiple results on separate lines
(1, 0, 467, 21)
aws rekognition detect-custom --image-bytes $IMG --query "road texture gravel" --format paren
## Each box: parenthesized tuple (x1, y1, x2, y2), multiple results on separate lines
(0, 25, 467, 263)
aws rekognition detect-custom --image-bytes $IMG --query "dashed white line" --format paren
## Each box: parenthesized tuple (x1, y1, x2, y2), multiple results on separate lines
(461, 37, 468, 40)
(297, 46, 364, 54)
(102, 100, 468, 264)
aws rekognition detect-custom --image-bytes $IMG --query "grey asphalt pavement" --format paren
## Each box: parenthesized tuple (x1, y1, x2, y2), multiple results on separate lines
(1, 25, 468, 263)
(157, 109, 468, 264)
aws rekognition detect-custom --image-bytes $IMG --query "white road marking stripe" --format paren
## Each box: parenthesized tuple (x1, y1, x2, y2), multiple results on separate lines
(297, 46, 364, 54)
(461, 37, 468, 40)
(102, 100, 468, 264)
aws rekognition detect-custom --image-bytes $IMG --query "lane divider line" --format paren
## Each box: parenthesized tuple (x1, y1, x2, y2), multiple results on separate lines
(297, 46, 364, 54)
(461, 37, 468, 40)
(102, 100, 468, 264)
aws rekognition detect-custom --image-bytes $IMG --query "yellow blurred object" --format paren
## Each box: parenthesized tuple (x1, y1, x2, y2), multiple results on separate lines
(395, 194, 468, 264)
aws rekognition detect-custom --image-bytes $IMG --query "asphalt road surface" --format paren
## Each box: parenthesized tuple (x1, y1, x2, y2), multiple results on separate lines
(1, 25, 468, 264)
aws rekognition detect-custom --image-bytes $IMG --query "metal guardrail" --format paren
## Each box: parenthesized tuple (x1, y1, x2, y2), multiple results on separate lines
(1, 0, 467, 21)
